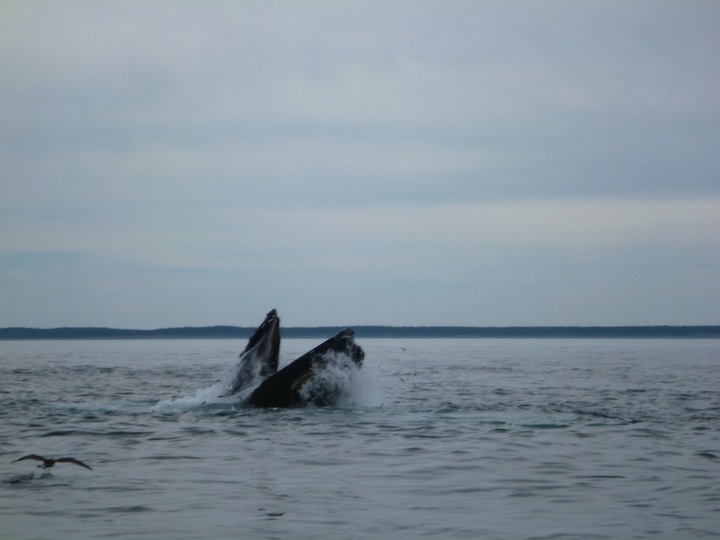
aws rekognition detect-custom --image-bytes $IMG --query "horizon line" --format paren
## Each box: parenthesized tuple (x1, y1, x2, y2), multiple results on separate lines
(1, 324, 719, 340)
(3, 323, 719, 329)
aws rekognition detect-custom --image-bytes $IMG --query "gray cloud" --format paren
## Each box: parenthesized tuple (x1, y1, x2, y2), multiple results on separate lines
(1, 1, 718, 327)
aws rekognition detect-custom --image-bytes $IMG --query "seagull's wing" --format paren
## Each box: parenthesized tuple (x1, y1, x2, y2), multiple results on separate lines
(57, 457, 93, 470)
(11, 454, 46, 463)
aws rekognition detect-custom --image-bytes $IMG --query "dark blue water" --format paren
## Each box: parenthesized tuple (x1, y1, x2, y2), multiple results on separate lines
(1, 338, 718, 539)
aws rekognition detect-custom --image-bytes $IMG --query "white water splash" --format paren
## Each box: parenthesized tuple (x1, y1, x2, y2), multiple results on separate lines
(150, 381, 234, 412)
(345, 356, 385, 408)
(151, 357, 261, 412)
(299, 353, 384, 408)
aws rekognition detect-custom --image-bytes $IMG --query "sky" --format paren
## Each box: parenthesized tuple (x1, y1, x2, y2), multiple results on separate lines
(1, 1, 719, 328)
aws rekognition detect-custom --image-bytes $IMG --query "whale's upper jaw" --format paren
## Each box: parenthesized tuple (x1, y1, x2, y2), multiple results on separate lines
(225, 309, 281, 396)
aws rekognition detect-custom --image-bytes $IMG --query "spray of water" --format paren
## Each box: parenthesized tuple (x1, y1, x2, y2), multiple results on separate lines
(151, 352, 263, 412)
(300, 352, 384, 408)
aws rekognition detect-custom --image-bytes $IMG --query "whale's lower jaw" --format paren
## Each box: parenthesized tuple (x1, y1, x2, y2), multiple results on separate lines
(248, 329, 364, 408)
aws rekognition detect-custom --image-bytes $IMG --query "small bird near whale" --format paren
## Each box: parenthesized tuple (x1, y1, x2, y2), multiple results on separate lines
(11, 454, 93, 470)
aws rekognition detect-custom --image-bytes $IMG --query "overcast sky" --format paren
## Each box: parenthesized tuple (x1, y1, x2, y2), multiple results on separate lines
(1, 1, 718, 328)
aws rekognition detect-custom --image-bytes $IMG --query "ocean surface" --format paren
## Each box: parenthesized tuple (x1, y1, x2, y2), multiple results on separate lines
(1, 338, 718, 539)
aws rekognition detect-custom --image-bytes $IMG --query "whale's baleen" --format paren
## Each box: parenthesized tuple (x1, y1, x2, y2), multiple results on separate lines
(224, 309, 280, 396)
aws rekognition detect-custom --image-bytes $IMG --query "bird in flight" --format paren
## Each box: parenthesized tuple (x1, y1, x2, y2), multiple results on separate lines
(11, 454, 93, 471)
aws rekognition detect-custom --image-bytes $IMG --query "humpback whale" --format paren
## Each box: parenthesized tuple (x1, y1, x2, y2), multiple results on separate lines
(225, 310, 364, 407)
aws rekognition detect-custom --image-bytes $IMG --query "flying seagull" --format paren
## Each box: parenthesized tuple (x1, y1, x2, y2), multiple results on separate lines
(11, 454, 93, 471)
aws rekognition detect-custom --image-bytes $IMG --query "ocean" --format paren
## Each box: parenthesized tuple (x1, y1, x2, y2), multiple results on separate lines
(1, 338, 718, 539)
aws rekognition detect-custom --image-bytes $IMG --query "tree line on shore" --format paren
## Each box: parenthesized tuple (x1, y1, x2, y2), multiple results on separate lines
(1, 325, 718, 340)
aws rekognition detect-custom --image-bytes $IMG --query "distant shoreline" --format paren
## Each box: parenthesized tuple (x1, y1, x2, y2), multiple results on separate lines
(1, 326, 718, 340)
